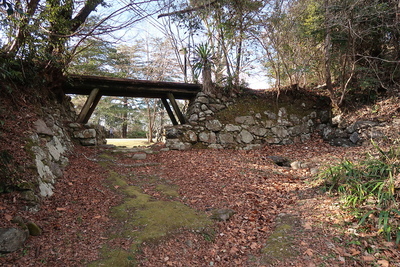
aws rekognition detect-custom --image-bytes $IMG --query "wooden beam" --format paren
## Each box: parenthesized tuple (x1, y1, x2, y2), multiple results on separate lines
(161, 98, 178, 126)
(167, 93, 186, 124)
(83, 92, 102, 124)
(64, 75, 201, 99)
(77, 88, 100, 123)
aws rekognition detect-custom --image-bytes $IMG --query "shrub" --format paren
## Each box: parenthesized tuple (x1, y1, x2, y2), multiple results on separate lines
(127, 130, 147, 139)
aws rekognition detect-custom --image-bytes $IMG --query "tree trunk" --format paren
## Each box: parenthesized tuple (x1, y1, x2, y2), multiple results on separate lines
(6, 0, 40, 55)
(122, 117, 128, 138)
(234, 37, 243, 88)
(147, 100, 154, 143)
(234, 15, 245, 88)
(202, 63, 214, 94)
(122, 97, 128, 138)
(324, 0, 337, 109)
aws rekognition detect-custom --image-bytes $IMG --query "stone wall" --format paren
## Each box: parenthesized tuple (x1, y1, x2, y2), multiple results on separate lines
(165, 91, 331, 150)
(322, 115, 400, 147)
(22, 98, 107, 209)
(22, 102, 76, 208)
(67, 122, 107, 146)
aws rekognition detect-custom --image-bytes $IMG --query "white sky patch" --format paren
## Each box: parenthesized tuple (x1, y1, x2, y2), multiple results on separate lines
(242, 72, 273, 90)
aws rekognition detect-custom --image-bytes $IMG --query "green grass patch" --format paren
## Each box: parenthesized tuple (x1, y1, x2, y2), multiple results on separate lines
(319, 141, 400, 243)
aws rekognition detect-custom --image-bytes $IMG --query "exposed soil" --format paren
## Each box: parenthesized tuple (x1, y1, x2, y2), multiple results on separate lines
(1, 137, 399, 266)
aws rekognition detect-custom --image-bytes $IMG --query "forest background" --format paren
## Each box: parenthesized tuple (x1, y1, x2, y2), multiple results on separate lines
(1, 0, 399, 140)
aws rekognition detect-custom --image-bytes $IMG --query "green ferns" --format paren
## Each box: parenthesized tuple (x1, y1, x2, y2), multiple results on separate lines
(320, 141, 399, 243)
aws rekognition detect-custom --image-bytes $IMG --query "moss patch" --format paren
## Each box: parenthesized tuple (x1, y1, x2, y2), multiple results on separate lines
(216, 96, 275, 124)
(97, 153, 116, 161)
(260, 214, 301, 265)
(155, 184, 180, 198)
(89, 247, 136, 267)
(92, 167, 212, 266)
(191, 142, 209, 149)
(216, 91, 330, 125)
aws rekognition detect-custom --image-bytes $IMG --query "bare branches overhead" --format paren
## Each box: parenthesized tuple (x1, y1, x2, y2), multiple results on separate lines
(157, 0, 219, 18)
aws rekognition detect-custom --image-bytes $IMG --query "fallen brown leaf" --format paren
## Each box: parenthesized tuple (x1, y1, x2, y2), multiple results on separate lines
(4, 214, 12, 221)
(304, 248, 314, 256)
(362, 255, 375, 261)
(377, 259, 389, 267)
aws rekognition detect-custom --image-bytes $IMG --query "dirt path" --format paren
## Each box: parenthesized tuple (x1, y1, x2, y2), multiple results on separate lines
(1, 139, 399, 266)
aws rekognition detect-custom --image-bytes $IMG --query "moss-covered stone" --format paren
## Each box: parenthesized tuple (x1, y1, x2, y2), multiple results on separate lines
(17, 181, 36, 191)
(191, 142, 209, 149)
(23, 137, 39, 160)
(26, 221, 42, 236)
(11, 216, 27, 229)
(216, 93, 327, 126)
(20, 190, 40, 203)
(216, 96, 274, 124)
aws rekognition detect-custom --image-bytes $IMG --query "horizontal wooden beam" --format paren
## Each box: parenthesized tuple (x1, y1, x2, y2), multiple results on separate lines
(64, 75, 201, 100)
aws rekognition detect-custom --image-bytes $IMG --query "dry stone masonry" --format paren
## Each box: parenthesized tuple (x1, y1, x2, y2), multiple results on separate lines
(165, 91, 331, 150)
(322, 115, 400, 147)
(29, 114, 73, 201)
(24, 100, 107, 208)
(67, 122, 107, 146)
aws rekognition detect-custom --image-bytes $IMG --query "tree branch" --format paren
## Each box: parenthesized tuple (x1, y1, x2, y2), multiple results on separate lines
(71, 0, 103, 32)
(356, 54, 400, 63)
(157, 0, 219, 18)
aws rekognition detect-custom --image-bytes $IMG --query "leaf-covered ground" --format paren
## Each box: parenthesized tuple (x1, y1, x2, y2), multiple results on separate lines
(1, 137, 399, 266)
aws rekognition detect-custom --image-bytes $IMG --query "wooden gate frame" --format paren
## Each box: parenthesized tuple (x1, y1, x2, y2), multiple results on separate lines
(65, 75, 200, 125)
(76, 89, 187, 125)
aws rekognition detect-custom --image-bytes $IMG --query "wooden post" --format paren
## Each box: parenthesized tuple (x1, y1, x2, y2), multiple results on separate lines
(167, 93, 186, 124)
(161, 98, 178, 125)
(77, 88, 100, 123)
(83, 92, 102, 124)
